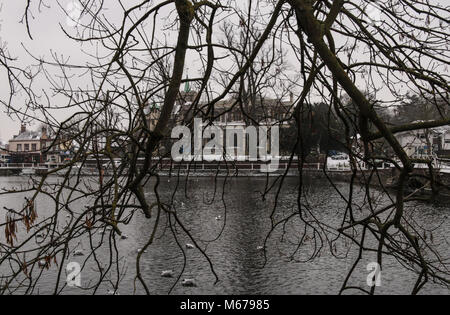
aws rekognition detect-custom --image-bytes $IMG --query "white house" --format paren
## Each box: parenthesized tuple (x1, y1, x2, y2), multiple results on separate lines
(0, 141, 9, 164)
(395, 122, 450, 158)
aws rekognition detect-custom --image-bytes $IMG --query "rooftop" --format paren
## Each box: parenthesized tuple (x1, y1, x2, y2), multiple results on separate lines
(10, 130, 42, 141)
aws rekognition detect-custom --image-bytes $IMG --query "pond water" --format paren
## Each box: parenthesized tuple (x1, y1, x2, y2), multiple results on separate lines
(0, 176, 448, 295)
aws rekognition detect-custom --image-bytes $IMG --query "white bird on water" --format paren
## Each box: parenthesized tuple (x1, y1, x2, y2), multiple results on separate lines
(186, 243, 195, 249)
(161, 270, 174, 278)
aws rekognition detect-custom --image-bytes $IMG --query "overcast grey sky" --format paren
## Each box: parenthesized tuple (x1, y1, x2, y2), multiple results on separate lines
(0, 0, 167, 142)
(0, 0, 220, 142)
(1, 0, 444, 143)
(0, 0, 282, 142)
(0, 0, 82, 141)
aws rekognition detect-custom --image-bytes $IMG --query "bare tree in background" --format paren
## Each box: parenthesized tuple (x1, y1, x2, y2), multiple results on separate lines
(0, 0, 449, 295)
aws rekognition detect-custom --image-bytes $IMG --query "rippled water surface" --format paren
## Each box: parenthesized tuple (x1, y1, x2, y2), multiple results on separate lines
(0, 176, 448, 295)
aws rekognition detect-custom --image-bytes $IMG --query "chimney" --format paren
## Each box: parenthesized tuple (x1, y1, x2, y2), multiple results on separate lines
(20, 124, 26, 134)
(41, 126, 47, 137)
(289, 92, 294, 104)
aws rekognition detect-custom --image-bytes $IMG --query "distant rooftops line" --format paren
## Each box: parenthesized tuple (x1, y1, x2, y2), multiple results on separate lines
(9, 124, 50, 142)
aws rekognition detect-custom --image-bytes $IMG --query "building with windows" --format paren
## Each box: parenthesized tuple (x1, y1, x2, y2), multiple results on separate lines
(40, 126, 68, 164)
(8, 125, 42, 163)
(0, 141, 10, 165)
(435, 125, 450, 158)
(7, 124, 73, 164)
(144, 80, 295, 157)
(395, 122, 450, 159)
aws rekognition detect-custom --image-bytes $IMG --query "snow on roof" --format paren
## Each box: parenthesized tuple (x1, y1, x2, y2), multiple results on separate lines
(10, 130, 42, 141)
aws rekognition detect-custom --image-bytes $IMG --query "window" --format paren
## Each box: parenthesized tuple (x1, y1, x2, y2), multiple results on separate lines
(445, 139, 450, 144)
(24, 144, 30, 151)
(17, 144, 22, 152)
(31, 144, 37, 151)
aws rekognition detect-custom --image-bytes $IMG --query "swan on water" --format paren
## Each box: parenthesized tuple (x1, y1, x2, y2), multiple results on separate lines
(256, 246, 264, 251)
(137, 248, 147, 253)
(161, 270, 174, 278)
(215, 215, 222, 221)
(186, 243, 195, 249)
(182, 278, 196, 287)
